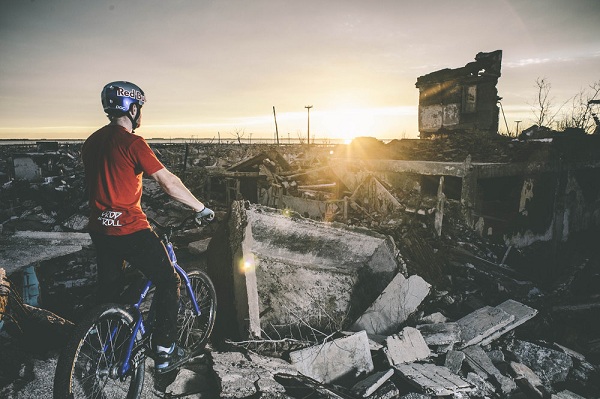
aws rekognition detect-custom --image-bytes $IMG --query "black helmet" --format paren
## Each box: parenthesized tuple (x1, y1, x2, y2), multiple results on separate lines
(101, 81, 146, 116)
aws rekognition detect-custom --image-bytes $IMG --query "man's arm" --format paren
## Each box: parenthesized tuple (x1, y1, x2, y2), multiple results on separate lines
(150, 167, 205, 212)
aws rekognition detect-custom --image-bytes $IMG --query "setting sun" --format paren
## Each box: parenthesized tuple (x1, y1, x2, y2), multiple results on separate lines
(312, 106, 417, 142)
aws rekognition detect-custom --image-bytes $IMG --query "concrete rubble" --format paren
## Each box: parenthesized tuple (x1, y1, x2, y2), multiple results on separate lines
(1, 136, 599, 398)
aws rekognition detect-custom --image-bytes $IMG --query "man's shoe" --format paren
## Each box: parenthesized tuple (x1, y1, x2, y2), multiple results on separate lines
(154, 344, 188, 374)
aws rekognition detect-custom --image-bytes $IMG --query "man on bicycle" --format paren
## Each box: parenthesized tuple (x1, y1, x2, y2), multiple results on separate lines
(82, 81, 214, 374)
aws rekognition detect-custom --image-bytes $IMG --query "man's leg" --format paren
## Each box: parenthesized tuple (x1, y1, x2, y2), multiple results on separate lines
(90, 233, 126, 305)
(123, 229, 181, 348)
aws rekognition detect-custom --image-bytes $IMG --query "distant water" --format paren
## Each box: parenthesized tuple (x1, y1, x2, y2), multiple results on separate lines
(0, 137, 355, 146)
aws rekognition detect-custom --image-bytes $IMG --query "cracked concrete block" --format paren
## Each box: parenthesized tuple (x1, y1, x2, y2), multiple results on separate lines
(351, 274, 431, 335)
(385, 327, 431, 365)
(289, 330, 374, 384)
(456, 306, 514, 348)
(209, 202, 399, 340)
(351, 368, 394, 398)
(394, 363, 473, 396)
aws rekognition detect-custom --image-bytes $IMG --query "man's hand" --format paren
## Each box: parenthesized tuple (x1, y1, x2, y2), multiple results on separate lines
(195, 207, 215, 225)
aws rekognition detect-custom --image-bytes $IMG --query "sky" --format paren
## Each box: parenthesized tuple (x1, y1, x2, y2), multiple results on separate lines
(0, 0, 599, 142)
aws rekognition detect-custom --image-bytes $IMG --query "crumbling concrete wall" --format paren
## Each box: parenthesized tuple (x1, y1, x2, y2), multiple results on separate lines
(207, 201, 400, 340)
(415, 50, 502, 137)
(331, 155, 600, 249)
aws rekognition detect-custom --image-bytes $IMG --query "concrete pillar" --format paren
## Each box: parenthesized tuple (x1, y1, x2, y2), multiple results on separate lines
(460, 155, 477, 227)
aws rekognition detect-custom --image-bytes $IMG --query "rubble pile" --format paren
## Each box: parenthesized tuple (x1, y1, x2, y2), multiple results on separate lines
(0, 140, 599, 398)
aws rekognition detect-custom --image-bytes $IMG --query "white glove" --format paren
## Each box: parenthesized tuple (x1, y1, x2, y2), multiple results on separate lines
(195, 207, 215, 225)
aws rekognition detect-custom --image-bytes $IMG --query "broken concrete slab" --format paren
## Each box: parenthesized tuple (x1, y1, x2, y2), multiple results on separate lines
(350, 368, 394, 398)
(509, 340, 573, 385)
(385, 327, 431, 365)
(456, 305, 514, 348)
(479, 299, 537, 346)
(0, 231, 92, 275)
(416, 322, 461, 350)
(208, 201, 400, 339)
(350, 274, 431, 335)
(289, 330, 373, 384)
(462, 345, 516, 394)
(394, 363, 473, 396)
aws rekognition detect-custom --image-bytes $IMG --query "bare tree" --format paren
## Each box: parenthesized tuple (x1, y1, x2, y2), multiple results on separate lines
(556, 80, 600, 133)
(530, 77, 554, 128)
(231, 128, 246, 144)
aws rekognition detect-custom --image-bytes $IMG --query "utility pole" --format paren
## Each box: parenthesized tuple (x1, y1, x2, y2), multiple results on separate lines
(515, 120, 522, 137)
(273, 106, 280, 145)
(305, 105, 313, 146)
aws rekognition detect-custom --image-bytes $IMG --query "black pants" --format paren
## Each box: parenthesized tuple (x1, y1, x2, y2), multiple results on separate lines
(90, 229, 181, 348)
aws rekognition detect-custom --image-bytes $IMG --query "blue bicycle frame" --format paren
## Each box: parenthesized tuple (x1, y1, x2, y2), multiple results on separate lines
(114, 240, 202, 377)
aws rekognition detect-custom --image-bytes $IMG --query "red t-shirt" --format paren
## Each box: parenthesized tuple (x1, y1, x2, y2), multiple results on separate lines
(82, 125, 164, 235)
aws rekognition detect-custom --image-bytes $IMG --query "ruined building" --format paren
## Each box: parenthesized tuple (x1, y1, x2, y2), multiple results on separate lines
(415, 50, 502, 137)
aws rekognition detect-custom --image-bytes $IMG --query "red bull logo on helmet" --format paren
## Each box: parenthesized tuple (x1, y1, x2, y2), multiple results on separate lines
(116, 87, 145, 103)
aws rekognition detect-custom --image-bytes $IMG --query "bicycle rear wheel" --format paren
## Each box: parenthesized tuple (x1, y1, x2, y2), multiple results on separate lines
(53, 304, 145, 399)
(177, 269, 217, 355)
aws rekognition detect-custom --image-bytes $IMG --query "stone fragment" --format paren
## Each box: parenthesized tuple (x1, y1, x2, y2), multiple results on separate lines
(351, 274, 431, 335)
(385, 327, 431, 365)
(289, 330, 373, 384)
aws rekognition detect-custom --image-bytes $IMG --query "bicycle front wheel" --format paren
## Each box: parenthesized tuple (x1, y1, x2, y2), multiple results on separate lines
(177, 269, 217, 355)
(53, 304, 145, 399)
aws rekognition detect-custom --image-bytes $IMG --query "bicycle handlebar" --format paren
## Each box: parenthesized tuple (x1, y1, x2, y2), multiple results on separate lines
(148, 213, 215, 241)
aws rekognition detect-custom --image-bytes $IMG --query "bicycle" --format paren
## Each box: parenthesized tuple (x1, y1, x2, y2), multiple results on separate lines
(53, 215, 217, 399)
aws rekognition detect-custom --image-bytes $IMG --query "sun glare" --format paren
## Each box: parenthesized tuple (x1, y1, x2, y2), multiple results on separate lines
(316, 108, 380, 142)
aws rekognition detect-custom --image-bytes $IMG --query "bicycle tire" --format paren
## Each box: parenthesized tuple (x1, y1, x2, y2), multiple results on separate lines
(53, 303, 145, 399)
(177, 269, 217, 355)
